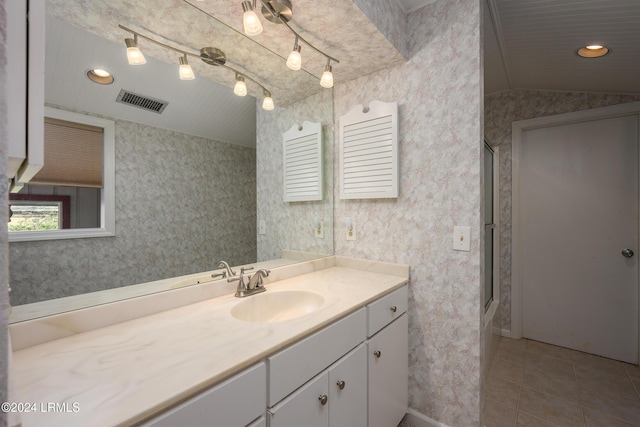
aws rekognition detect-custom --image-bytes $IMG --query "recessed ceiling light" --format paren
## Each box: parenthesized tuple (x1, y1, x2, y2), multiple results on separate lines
(577, 45, 609, 58)
(86, 69, 114, 85)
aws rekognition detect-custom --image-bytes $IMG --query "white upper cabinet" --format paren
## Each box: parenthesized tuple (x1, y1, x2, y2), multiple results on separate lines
(7, 0, 45, 191)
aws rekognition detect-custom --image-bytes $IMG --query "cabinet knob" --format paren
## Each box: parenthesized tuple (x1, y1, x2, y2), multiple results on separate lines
(318, 394, 328, 405)
(336, 380, 346, 390)
(373, 350, 382, 358)
(390, 306, 397, 313)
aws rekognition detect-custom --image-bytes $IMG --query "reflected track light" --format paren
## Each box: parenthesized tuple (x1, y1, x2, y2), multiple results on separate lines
(125, 35, 146, 65)
(241, 0, 339, 87)
(179, 55, 195, 80)
(119, 24, 274, 109)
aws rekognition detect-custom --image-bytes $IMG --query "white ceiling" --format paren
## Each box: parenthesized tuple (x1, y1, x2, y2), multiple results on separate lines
(45, 0, 640, 148)
(398, 0, 640, 95)
(46, 15, 258, 147)
(484, 0, 640, 95)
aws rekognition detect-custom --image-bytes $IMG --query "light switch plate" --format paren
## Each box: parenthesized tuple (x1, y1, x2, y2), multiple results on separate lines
(453, 226, 471, 251)
(315, 221, 324, 239)
(258, 220, 266, 235)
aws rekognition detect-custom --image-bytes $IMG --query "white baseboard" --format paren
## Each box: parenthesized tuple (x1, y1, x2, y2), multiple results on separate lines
(401, 409, 451, 427)
(500, 328, 512, 338)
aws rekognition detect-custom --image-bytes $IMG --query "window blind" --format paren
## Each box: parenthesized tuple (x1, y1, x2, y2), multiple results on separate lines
(30, 117, 103, 188)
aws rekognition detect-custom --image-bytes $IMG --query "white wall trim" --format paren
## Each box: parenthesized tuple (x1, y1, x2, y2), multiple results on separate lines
(402, 409, 451, 427)
(511, 101, 640, 340)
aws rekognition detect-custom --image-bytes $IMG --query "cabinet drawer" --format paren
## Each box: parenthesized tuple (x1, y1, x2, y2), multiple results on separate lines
(268, 308, 366, 406)
(142, 362, 266, 427)
(367, 285, 407, 337)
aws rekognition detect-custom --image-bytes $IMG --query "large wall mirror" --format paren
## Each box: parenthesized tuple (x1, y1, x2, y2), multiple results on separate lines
(9, 0, 334, 321)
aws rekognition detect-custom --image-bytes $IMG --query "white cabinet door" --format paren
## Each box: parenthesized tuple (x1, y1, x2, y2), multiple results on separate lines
(367, 313, 408, 427)
(328, 344, 367, 427)
(268, 371, 329, 427)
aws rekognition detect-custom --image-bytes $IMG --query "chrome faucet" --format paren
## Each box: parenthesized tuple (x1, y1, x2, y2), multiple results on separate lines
(229, 268, 270, 298)
(215, 260, 236, 279)
(247, 269, 270, 290)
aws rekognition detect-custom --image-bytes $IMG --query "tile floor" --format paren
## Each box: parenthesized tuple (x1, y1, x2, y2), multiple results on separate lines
(484, 338, 640, 426)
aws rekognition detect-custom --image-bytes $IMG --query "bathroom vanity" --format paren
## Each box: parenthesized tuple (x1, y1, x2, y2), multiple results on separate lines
(9, 256, 409, 427)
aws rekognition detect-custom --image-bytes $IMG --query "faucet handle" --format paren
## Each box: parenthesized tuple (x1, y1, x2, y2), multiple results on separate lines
(212, 271, 227, 279)
(228, 275, 246, 292)
(241, 266, 254, 274)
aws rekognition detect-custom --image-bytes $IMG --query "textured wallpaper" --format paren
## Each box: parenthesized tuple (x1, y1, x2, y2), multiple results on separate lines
(1, 0, 10, 422)
(334, 0, 484, 425)
(484, 90, 640, 332)
(352, 0, 410, 59)
(256, 90, 334, 262)
(9, 113, 257, 305)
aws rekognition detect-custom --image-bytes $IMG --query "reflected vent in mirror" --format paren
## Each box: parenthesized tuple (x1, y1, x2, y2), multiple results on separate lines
(116, 89, 168, 114)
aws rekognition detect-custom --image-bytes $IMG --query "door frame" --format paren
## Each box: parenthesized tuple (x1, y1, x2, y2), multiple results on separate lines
(484, 143, 500, 321)
(511, 101, 640, 358)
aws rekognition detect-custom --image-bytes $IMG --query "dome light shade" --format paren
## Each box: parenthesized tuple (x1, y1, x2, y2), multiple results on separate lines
(125, 37, 146, 65)
(179, 55, 195, 80)
(263, 96, 274, 111)
(242, 1, 263, 36)
(286, 39, 302, 71)
(234, 75, 247, 96)
(320, 64, 333, 88)
(263, 91, 274, 110)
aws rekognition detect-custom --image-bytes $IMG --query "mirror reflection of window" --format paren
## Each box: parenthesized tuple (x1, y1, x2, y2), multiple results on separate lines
(8, 198, 67, 231)
(9, 117, 103, 231)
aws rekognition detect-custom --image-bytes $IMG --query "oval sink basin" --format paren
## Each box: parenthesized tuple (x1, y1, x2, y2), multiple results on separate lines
(231, 290, 325, 323)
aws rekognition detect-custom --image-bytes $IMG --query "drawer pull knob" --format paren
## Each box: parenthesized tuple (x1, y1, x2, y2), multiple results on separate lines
(374, 350, 382, 358)
(337, 380, 346, 390)
(390, 306, 397, 313)
(319, 394, 328, 405)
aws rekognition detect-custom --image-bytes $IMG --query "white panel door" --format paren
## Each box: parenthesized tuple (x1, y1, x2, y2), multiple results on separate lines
(522, 114, 638, 363)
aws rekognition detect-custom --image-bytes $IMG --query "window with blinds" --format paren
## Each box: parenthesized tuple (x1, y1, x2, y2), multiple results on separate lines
(30, 117, 103, 188)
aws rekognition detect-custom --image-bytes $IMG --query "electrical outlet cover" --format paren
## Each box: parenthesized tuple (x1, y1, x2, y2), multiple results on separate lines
(453, 226, 470, 251)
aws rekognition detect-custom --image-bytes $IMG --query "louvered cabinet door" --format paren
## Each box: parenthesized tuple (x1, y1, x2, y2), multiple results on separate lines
(282, 121, 323, 202)
(339, 101, 398, 199)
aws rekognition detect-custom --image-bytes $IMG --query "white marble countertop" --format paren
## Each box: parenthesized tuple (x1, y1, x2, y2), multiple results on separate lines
(10, 257, 408, 427)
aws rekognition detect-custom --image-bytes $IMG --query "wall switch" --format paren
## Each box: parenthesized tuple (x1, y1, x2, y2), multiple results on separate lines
(346, 217, 356, 241)
(453, 226, 471, 251)
(315, 221, 324, 239)
(258, 220, 266, 235)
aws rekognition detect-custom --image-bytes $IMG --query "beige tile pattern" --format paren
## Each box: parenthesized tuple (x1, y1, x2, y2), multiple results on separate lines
(483, 338, 640, 426)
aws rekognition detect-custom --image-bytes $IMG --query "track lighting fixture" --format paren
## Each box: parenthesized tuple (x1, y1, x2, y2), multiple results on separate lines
(119, 25, 274, 110)
(262, 90, 274, 111)
(242, 0, 263, 36)
(234, 74, 248, 96)
(286, 37, 302, 71)
(320, 59, 333, 88)
(179, 55, 195, 80)
(125, 34, 146, 65)
(240, 0, 339, 88)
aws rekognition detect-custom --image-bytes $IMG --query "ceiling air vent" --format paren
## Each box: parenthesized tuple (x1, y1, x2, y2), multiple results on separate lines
(116, 89, 168, 114)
